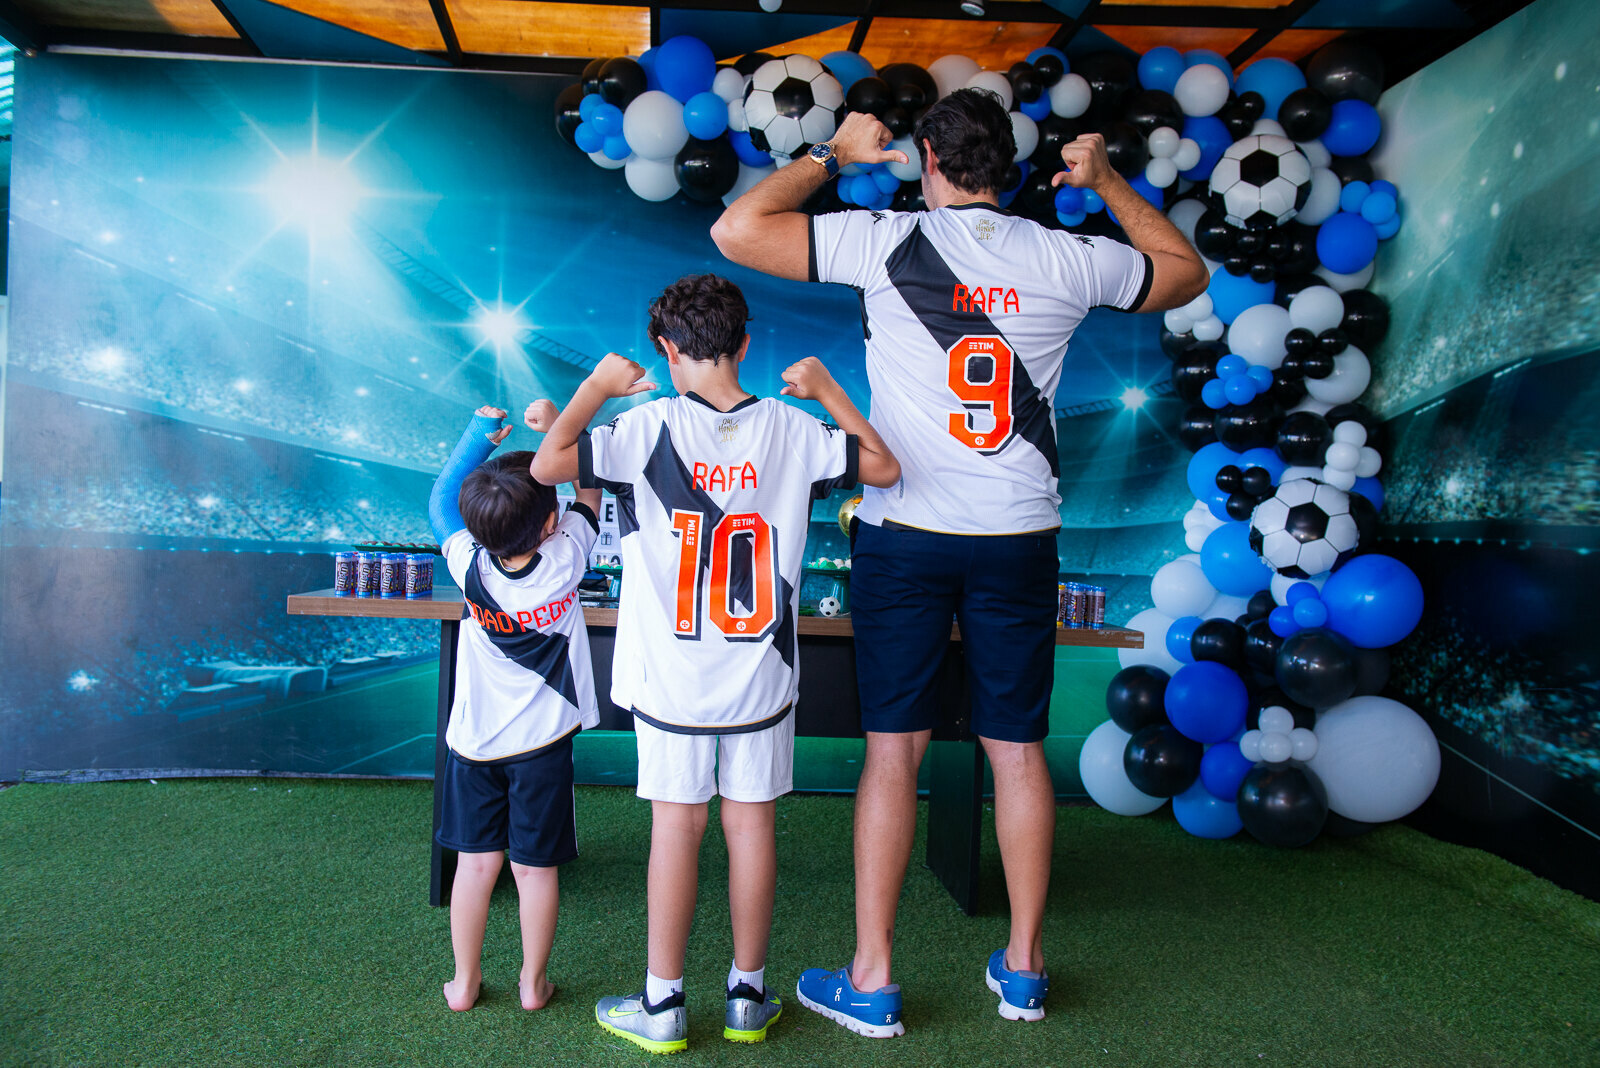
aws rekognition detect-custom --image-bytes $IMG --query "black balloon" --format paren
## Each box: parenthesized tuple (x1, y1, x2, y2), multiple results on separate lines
(554, 82, 585, 146)
(1215, 464, 1244, 493)
(675, 137, 740, 203)
(1236, 90, 1265, 119)
(1101, 121, 1150, 178)
(1299, 350, 1335, 380)
(1234, 230, 1264, 255)
(1031, 114, 1082, 172)
(580, 56, 606, 97)
(1076, 51, 1137, 119)
(1340, 289, 1390, 350)
(1178, 405, 1219, 451)
(598, 56, 647, 107)
(1214, 396, 1285, 451)
(1278, 87, 1333, 142)
(1105, 665, 1171, 734)
(1278, 224, 1322, 276)
(1283, 327, 1317, 357)
(1240, 465, 1274, 499)
(1246, 685, 1315, 730)
(1172, 344, 1225, 404)
(1008, 61, 1044, 104)
(1032, 52, 1065, 87)
(1248, 260, 1277, 284)
(1124, 89, 1183, 135)
(1123, 724, 1203, 798)
(1223, 255, 1251, 277)
(1246, 590, 1277, 622)
(1276, 410, 1332, 466)
(1193, 212, 1236, 260)
(1275, 272, 1322, 308)
(1225, 492, 1256, 521)
(1306, 38, 1385, 105)
(891, 180, 927, 213)
(1191, 618, 1247, 670)
(1244, 621, 1286, 678)
(1348, 490, 1380, 543)
(1276, 627, 1359, 709)
(1160, 328, 1197, 358)
(1237, 764, 1329, 847)
(1219, 98, 1256, 139)
(1317, 328, 1349, 356)
(882, 106, 914, 139)
(734, 51, 777, 76)
(1352, 644, 1391, 697)
(1015, 167, 1061, 223)
(846, 76, 892, 117)
(1330, 155, 1375, 187)
(1268, 373, 1308, 409)
(879, 63, 937, 113)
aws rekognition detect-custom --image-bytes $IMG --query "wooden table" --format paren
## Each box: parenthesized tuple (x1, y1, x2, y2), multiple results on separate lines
(287, 588, 1142, 914)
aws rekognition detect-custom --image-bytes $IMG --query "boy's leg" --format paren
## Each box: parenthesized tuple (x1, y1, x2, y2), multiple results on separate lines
(647, 799, 710, 983)
(720, 798, 776, 974)
(504, 734, 580, 1011)
(510, 863, 558, 1010)
(444, 850, 503, 1011)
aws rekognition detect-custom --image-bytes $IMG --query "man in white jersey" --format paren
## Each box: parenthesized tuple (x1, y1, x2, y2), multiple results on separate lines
(713, 89, 1207, 1032)
(531, 274, 899, 1053)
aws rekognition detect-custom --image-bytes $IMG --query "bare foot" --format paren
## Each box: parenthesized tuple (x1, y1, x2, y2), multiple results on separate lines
(520, 975, 556, 1011)
(443, 977, 481, 1012)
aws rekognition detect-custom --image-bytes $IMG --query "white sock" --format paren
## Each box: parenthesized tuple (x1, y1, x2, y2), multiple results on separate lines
(728, 963, 765, 995)
(645, 970, 682, 1006)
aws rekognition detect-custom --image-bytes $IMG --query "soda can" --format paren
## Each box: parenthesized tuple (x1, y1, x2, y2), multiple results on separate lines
(1088, 585, 1106, 629)
(1064, 582, 1087, 628)
(381, 553, 406, 597)
(356, 551, 381, 597)
(1056, 583, 1068, 627)
(333, 550, 358, 596)
(405, 554, 434, 599)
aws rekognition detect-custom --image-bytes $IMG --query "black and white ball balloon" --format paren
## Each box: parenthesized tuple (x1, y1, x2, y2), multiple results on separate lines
(1248, 477, 1363, 578)
(743, 55, 845, 159)
(1209, 134, 1313, 230)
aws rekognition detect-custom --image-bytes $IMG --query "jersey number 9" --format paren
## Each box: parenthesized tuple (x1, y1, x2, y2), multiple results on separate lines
(671, 509, 779, 642)
(946, 335, 1015, 453)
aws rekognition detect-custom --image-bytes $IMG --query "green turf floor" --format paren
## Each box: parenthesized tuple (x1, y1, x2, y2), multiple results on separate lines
(3, 780, 1597, 1067)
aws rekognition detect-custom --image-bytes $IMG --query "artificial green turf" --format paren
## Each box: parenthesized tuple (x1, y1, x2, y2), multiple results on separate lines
(2, 780, 1597, 1067)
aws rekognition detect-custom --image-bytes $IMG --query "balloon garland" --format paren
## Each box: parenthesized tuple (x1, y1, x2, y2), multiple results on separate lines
(551, 35, 1440, 846)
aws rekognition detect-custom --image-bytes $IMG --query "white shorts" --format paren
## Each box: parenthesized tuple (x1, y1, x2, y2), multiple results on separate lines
(634, 714, 795, 805)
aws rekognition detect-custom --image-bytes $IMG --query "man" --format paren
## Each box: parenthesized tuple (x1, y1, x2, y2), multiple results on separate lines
(712, 88, 1206, 1034)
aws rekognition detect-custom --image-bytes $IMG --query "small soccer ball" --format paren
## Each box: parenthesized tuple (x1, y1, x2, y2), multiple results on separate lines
(743, 54, 844, 160)
(1248, 477, 1372, 578)
(816, 596, 842, 618)
(1209, 134, 1313, 229)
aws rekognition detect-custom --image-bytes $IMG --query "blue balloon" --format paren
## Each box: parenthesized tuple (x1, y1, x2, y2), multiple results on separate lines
(1339, 180, 1371, 214)
(821, 50, 876, 94)
(1167, 615, 1203, 664)
(1286, 581, 1319, 606)
(1202, 378, 1228, 409)
(1187, 441, 1242, 501)
(1138, 46, 1185, 94)
(1224, 375, 1257, 405)
(1027, 45, 1069, 70)
(590, 102, 624, 137)
(1246, 365, 1275, 391)
(1361, 191, 1397, 224)
(1352, 476, 1385, 511)
(579, 92, 604, 122)
(1201, 521, 1274, 596)
(841, 173, 874, 206)
(1128, 172, 1163, 208)
(1056, 209, 1088, 227)
(1268, 605, 1299, 638)
(1373, 211, 1402, 240)
(1200, 741, 1254, 803)
(602, 134, 632, 161)
(682, 91, 728, 140)
(1292, 598, 1329, 628)
(637, 47, 661, 91)
(1322, 554, 1425, 648)
(655, 35, 717, 103)
(1166, 661, 1248, 743)
(1217, 354, 1248, 378)
(1020, 93, 1053, 121)
(1369, 179, 1398, 200)
(1317, 212, 1379, 274)
(1206, 488, 1233, 522)
(1175, 779, 1245, 838)
(1238, 447, 1287, 482)
(1180, 116, 1230, 181)
(1082, 188, 1105, 213)
(1054, 185, 1085, 214)
(1322, 99, 1382, 157)
(1207, 269, 1275, 324)
(574, 121, 604, 154)
(1184, 49, 1234, 85)
(1235, 57, 1306, 121)
(729, 129, 773, 167)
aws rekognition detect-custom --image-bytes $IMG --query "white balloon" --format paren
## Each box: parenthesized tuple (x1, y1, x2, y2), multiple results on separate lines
(928, 54, 981, 99)
(1118, 608, 1183, 675)
(1355, 446, 1383, 478)
(1297, 167, 1342, 226)
(1192, 315, 1225, 341)
(1145, 157, 1178, 188)
(967, 70, 1014, 111)
(587, 149, 628, 170)
(886, 135, 923, 182)
(1321, 465, 1357, 490)
(1079, 721, 1168, 816)
(623, 90, 689, 161)
(1164, 309, 1195, 334)
(1184, 292, 1214, 319)
(1009, 111, 1039, 163)
(1297, 138, 1331, 168)
(759, 0, 782, 10)
(1288, 285, 1344, 333)
(1184, 527, 1208, 553)
(1251, 118, 1287, 138)
(1331, 421, 1367, 446)
(1325, 441, 1362, 471)
(1258, 731, 1293, 764)
(1280, 464, 1324, 483)
(1308, 696, 1441, 823)
(712, 66, 746, 103)
(1204, 592, 1251, 621)
(625, 154, 681, 201)
(1048, 72, 1091, 118)
(1288, 396, 1334, 416)
(1289, 727, 1319, 762)
(1174, 64, 1230, 117)
(1306, 346, 1371, 404)
(1271, 570, 1327, 605)
(1168, 198, 1207, 246)
(721, 161, 776, 206)
(1239, 730, 1263, 762)
(1178, 552, 1202, 566)
(1171, 137, 1202, 171)
(1258, 706, 1295, 734)
(1227, 302, 1291, 369)
(727, 97, 748, 133)
(1148, 126, 1180, 158)
(1151, 559, 1217, 619)
(1315, 260, 1376, 292)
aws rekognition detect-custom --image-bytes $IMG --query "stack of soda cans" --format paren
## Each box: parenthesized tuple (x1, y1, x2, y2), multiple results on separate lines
(335, 551, 433, 599)
(1057, 582, 1106, 629)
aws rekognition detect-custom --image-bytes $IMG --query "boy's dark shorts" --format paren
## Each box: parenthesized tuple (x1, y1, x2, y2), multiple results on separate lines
(850, 521, 1059, 744)
(435, 730, 578, 867)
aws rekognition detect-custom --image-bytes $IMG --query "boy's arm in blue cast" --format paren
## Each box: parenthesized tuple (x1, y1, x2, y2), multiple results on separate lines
(428, 411, 507, 544)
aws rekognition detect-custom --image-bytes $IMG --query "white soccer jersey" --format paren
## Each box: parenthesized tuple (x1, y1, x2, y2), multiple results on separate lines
(579, 393, 857, 733)
(441, 507, 600, 762)
(810, 204, 1152, 535)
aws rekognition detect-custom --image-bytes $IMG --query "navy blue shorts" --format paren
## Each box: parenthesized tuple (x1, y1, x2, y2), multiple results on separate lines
(435, 731, 578, 867)
(851, 521, 1059, 744)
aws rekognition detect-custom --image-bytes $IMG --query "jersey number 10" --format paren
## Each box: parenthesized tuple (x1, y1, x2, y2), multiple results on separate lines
(670, 509, 779, 641)
(946, 334, 1016, 453)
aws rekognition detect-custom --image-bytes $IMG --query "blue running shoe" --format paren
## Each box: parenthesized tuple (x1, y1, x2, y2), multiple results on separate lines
(985, 948, 1048, 1022)
(795, 965, 904, 1038)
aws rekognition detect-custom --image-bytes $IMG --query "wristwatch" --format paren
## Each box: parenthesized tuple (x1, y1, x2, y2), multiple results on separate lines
(807, 141, 840, 179)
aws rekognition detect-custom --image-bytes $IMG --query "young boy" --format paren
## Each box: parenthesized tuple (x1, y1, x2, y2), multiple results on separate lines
(531, 274, 899, 1052)
(427, 402, 602, 1013)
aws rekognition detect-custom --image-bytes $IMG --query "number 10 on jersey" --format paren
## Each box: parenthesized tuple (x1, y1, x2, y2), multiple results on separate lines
(671, 509, 779, 641)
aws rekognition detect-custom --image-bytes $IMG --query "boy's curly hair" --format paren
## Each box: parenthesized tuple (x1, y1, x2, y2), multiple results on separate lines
(647, 274, 751, 363)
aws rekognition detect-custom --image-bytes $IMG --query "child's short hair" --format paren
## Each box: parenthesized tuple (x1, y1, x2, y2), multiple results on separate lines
(647, 273, 751, 363)
(458, 450, 557, 559)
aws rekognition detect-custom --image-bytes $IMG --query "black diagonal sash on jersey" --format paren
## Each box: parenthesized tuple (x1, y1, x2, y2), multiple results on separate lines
(463, 548, 580, 709)
(640, 421, 798, 666)
(884, 222, 1061, 478)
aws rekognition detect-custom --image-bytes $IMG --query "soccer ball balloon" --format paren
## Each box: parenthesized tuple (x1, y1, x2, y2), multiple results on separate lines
(1209, 134, 1313, 229)
(1248, 478, 1370, 579)
(743, 55, 845, 160)
(816, 596, 842, 618)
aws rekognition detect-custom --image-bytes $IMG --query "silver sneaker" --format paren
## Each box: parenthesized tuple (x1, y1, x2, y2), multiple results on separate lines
(724, 982, 782, 1043)
(595, 990, 688, 1054)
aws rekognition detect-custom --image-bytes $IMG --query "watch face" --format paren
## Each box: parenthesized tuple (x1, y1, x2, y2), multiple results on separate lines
(809, 143, 832, 161)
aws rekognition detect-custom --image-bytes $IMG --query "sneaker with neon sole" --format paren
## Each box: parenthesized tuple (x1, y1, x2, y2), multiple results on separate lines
(795, 965, 904, 1038)
(595, 989, 688, 1054)
(985, 948, 1048, 1022)
(723, 982, 782, 1042)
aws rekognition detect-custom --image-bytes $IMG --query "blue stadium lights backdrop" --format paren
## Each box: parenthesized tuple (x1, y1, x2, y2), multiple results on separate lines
(0, 0, 1595, 850)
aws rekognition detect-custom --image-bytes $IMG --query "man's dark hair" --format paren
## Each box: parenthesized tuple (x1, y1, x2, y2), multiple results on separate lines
(458, 450, 557, 559)
(648, 273, 751, 363)
(912, 87, 1016, 197)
